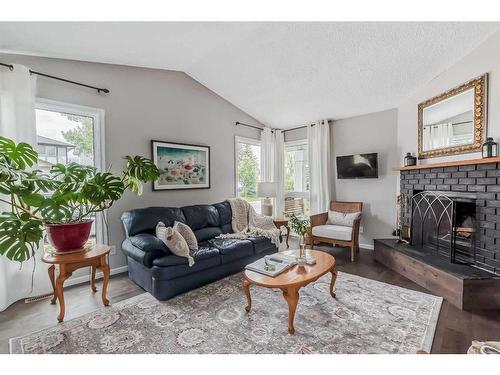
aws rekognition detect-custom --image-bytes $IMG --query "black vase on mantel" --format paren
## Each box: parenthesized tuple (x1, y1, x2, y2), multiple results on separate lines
(404, 153, 417, 167)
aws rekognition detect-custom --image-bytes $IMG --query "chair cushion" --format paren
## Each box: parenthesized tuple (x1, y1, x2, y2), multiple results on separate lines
(326, 211, 361, 226)
(152, 246, 221, 280)
(312, 224, 352, 241)
(209, 238, 254, 264)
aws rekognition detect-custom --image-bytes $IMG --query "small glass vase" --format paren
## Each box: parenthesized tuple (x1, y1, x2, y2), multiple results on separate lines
(297, 236, 307, 267)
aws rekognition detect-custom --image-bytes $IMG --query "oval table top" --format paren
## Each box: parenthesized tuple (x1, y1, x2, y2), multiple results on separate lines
(42, 244, 111, 264)
(244, 249, 335, 289)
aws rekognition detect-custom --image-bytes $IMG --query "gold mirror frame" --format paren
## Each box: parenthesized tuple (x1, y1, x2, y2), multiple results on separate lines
(417, 73, 488, 159)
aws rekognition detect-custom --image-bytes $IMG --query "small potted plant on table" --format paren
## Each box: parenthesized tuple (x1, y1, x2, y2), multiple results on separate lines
(289, 213, 310, 266)
(0, 136, 160, 261)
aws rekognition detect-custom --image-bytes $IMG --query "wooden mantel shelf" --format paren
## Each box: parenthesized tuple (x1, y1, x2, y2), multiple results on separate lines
(394, 156, 500, 171)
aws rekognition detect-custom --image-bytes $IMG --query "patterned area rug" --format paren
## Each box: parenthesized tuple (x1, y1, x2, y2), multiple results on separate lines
(10, 272, 442, 354)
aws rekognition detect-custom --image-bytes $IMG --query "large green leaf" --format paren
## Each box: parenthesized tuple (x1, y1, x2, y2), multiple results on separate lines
(0, 136, 38, 170)
(38, 197, 73, 223)
(50, 163, 96, 183)
(21, 193, 46, 208)
(0, 213, 43, 262)
(81, 172, 125, 207)
(124, 156, 160, 182)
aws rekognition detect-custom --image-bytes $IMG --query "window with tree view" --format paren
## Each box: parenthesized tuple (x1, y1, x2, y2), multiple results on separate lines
(35, 100, 105, 247)
(284, 140, 310, 217)
(235, 137, 261, 214)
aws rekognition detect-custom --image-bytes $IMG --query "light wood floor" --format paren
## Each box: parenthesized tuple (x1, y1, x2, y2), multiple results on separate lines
(1, 243, 499, 354)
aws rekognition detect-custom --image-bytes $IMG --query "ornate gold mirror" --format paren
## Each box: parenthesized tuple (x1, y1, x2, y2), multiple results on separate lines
(418, 74, 488, 159)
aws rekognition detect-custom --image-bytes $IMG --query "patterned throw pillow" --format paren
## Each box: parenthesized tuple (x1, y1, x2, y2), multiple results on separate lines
(156, 222, 194, 266)
(173, 221, 198, 251)
(326, 211, 361, 227)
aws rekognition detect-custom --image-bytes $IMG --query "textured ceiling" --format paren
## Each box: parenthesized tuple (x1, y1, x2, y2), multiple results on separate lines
(0, 22, 499, 128)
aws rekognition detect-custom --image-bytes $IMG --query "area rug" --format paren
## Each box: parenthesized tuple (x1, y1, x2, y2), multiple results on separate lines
(10, 272, 442, 354)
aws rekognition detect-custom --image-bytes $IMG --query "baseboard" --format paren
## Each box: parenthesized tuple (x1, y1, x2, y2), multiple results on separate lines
(64, 266, 128, 288)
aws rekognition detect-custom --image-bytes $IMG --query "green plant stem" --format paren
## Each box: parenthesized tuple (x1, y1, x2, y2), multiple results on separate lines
(0, 197, 44, 221)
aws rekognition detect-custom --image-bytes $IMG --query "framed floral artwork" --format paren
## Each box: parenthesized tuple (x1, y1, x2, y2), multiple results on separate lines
(151, 140, 210, 190)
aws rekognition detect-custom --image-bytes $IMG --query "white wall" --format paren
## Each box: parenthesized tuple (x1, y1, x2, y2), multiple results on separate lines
(0, 53, 263, 272)
(331, 109, 399, 248)
(397, 30, 500, 164)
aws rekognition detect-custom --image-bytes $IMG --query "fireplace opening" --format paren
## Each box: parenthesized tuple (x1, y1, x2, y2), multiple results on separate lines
(410, 190, 476, 265)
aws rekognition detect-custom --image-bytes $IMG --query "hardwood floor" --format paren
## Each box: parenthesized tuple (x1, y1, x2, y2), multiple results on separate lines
(1, 244, 499, 354)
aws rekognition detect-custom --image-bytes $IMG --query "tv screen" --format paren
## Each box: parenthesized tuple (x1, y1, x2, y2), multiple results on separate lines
(336, 153, 378, 179)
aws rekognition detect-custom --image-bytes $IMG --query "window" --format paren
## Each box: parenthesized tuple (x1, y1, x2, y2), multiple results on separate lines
(35, 99, 106, 247)
(235, 136, 261, 214)
(284, 140, 310, 216)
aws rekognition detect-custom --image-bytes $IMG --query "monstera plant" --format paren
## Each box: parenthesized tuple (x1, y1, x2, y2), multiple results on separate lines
(0, 136, 160, 261)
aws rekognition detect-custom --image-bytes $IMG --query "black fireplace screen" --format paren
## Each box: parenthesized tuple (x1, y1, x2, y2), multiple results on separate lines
(410, 191, 454, 258)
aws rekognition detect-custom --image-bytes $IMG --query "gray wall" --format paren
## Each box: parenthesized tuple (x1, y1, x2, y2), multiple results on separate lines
(397, 30, 500, 165)
(0, 53, 263, 271)
(331, 109, 399, 248)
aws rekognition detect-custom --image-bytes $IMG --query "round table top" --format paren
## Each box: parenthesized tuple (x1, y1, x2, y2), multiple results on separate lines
(42, 244, 111, 264)
(244, 249, 335, 289)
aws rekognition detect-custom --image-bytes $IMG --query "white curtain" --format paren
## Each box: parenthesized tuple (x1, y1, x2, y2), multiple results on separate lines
(273, 130, 285, 217)
(426, 123, 454, 149)
(308, 120, 331, 214)
(0, 65, 50, 312)
(261, 127, 274, 182)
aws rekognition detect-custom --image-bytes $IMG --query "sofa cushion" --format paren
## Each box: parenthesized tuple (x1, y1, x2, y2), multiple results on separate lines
(151, 246, 221, 280)
(129, 233, 170, 253)
(312, 224, 352, 241)
(193, 227, 223, 243)
(213, 201, 232, 226)
(181, 204, 220, 230)
(247, 237, 276, 254)
(209, 238, 253, 264)
(121, 207, 186, 236)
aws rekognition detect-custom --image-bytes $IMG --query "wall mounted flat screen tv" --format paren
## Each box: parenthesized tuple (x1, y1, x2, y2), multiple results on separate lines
(336, 153, 378, 179)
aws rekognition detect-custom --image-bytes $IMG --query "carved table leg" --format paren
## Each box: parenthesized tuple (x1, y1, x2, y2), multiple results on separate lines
(242, 279, 252, 312)
(91, 266, 97, 292)
(100, 260, 110, 306)
(282, 287, 300, 334)
(48, 265, 57, 304)
(330, 265, 338, 298)
(285, 225, 290, 248)
(55, 266, 71, 322)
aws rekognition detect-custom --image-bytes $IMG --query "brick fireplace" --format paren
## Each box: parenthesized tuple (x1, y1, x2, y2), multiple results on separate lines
(400, 161, 500, 275)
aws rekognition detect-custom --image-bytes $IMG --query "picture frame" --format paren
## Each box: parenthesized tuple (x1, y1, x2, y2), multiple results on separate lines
(151, 140, 211, 191)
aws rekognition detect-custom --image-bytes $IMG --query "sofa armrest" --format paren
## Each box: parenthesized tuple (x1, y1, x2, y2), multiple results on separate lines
(310, 212, 328, 228)
(122, 234, 171, 268)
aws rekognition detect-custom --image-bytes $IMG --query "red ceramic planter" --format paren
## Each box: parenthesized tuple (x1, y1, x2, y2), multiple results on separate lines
(45, 220, 93, 252)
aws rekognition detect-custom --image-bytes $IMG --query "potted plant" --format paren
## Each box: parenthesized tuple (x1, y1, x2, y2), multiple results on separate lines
(0, 136, 160, 261)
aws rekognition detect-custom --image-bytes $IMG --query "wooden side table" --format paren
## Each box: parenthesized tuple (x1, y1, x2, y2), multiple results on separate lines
(42, 244, 111, 322)
(273, 218, 290, 248)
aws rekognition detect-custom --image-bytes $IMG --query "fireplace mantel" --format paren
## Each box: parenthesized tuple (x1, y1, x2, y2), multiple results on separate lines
(395, 156, 500, 171)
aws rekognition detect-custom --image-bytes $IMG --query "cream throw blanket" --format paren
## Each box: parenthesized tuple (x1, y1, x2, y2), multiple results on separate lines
(217, 198, 280, 247)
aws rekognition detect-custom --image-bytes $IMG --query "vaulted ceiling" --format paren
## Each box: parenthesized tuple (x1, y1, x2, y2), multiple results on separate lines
(0, 22, 498, 128)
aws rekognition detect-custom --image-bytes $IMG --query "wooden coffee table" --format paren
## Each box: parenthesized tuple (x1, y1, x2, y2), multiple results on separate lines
(42, 244, 111, 322)
(243, 249, 337, 334)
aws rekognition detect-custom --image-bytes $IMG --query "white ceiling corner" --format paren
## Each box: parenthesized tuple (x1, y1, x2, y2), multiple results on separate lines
(0, 22, 499, 129)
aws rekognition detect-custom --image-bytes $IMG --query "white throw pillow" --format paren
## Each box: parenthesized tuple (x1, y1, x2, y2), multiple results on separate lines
(156, 222, 194, 266)
(173, 221, 198, 251)
(326, 211, 361, 227)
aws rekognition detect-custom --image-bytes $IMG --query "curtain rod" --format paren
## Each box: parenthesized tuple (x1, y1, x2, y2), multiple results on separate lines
(0, 62, 110, 94)
(235, 120, 328, 133)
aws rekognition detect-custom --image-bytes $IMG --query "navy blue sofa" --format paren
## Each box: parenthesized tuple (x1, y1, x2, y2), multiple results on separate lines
(121, 201, 278, 300)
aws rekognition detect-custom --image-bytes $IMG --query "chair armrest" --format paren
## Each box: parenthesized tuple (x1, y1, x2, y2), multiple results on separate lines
(310, 212, 328, 228)
(351, 217, 362, 243)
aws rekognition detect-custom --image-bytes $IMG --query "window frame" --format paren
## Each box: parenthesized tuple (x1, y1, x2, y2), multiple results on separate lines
(234, 135, 262, 198)
(35, 98, 107, 245)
